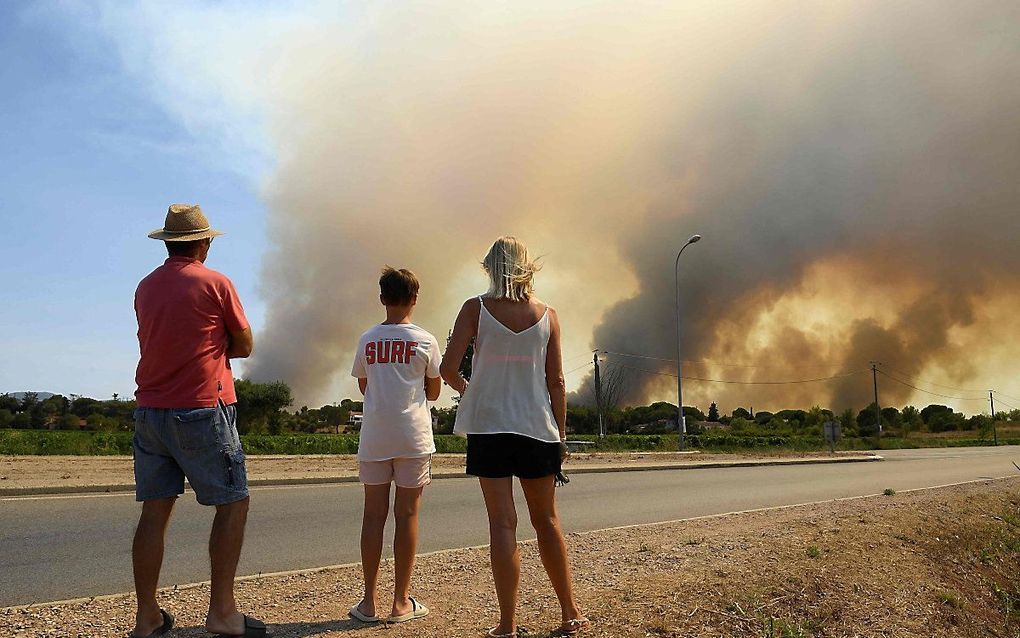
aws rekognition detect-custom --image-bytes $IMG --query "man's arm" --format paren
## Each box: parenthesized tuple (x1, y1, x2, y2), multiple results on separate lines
(226, 327, 254, 359)
(358, 378, 368, 396)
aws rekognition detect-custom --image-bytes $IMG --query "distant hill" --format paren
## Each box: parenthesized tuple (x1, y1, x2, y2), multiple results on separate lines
(5, 392, 56, 400)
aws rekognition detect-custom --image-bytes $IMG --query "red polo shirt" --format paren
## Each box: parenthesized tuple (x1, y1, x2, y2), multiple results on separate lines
(134, 257, 249, 408)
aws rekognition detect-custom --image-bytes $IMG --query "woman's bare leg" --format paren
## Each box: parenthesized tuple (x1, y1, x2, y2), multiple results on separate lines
(520, 475, 585, 628)
(480, 477, 519, 635)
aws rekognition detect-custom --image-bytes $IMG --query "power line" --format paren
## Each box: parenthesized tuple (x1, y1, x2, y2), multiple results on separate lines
(995, 390, 1020, 403)
(875, 369, 986, 401)
(876, 363, 988, 394)
(564, 362, 592, 376)
(995, 396, 1020, 410)
(602, 362, 867, 385)
(562, 351, 594, 364)
(599, 349, 863, 370)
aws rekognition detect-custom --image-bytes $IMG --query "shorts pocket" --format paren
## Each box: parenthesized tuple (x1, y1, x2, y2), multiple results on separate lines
(173, 407, 219, 450)
(224, 449, 248, 491)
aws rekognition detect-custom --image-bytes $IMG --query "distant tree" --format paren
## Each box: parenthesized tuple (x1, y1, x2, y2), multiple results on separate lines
(971, 414, 994, 439)
(234, 379, 294, 434)
(856, 403, 881, 438)
(432, 406, 458, 434)
(1010, 409, 1020, 422)
(927, 408, 965, 433)
(839, 408, 858, 437)
(12, 412, 31, 428)
(19, 392, 39, 413)
(70, 396, 101, 418)
(57, 413, 80, 430)
(0, 393, 19, 413)
(707, 402, 720, 422)
(731, 407, 751, 420)
(682, 405, 706, 423)
(900, 405, 922, 437)
(880, 407, 901, 433)
(318, 404, 346, 434)
(753, 411, 774, 426)
(96, 414, 118, 431)
(729, 416, 753, 433)
(0, 409, 12, 428)
(920, 404, 953, 424)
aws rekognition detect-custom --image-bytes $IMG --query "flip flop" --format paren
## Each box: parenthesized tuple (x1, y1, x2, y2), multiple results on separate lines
(212, 614, 270, 638)
(486, 626, 520, 637)
(561, 617, 591, 635)
(348, 602, 380, 623)
(128, 609, 174, 638)
(385, 597, 430, 623)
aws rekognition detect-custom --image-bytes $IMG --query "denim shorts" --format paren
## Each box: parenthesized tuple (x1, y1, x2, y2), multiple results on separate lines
(133, 402, 249, 506)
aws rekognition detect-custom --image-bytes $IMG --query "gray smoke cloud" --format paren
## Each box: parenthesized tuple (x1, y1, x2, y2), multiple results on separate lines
(229, 1, 1020, 411)
(584, 0, 1020, 413)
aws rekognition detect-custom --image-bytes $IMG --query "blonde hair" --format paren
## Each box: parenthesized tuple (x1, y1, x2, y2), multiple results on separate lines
(481, 236, 541, 301)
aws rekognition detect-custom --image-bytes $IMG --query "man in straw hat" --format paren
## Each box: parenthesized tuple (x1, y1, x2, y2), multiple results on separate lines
(129, 204, 267, 638)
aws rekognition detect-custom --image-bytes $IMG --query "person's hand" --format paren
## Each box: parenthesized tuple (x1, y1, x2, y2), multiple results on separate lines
(559, 441, 570, 461)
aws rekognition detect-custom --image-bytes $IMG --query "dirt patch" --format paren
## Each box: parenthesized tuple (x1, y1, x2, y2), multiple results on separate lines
(4, 478, 1020, 637)
(0, 451, 869, 491)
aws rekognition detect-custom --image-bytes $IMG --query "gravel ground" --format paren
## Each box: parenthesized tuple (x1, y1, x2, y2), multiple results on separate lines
(0, 451, 869, 491)
(3, 477, 1018, 637)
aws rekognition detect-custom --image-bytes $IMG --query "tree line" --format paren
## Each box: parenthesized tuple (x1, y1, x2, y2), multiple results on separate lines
(2, 381, 1015, 438)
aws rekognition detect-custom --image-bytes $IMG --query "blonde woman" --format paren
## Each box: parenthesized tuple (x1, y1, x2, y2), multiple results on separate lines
(441, 237, 590, 638)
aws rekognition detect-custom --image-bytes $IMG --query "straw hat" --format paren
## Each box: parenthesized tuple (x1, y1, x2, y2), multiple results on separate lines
(148, 204, 224, 241)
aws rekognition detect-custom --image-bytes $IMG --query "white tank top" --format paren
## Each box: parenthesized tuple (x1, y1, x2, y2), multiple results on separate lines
(453, 297, 560, 442)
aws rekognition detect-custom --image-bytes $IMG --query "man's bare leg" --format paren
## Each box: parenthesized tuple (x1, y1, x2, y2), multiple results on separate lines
(390, 486, 423, 618)
(132, 497, 177, 637)
(358, 484, 391, 618)
(205, 497, 250, 635)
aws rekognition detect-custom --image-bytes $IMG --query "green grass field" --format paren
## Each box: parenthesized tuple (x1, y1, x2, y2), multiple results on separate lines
(1, 428, 1017, 456)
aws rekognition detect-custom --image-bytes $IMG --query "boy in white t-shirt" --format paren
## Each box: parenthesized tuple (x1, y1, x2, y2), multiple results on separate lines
(348, 266, 441, 626)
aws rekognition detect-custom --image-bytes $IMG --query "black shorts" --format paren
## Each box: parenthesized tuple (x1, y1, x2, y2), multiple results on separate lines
(466, 433, 562, 479)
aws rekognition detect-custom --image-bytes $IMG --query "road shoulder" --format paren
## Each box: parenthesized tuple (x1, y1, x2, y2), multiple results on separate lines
(4, 476, 1016, 637)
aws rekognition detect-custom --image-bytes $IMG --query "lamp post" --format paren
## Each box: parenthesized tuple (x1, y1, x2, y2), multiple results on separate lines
(675, 234, 702, 451)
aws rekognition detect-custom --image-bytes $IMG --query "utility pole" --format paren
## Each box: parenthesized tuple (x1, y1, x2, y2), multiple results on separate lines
(594, 352, 604, 438)
(871, 362, 882, 441)
(990, 390, 998, 446)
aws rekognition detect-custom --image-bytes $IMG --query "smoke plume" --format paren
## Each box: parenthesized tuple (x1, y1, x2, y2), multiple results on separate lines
(230, 1, 1019, 412)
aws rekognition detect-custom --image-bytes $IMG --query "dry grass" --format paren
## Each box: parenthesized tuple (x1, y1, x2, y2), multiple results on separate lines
(4, 478, 1020, 637)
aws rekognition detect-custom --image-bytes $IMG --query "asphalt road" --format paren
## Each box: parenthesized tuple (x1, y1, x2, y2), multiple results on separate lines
(2, 446, 1017, 607)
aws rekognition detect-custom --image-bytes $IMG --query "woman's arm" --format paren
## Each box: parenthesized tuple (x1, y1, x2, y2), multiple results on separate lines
(440, 298, 479, 394)
(545, 307, 567, 441)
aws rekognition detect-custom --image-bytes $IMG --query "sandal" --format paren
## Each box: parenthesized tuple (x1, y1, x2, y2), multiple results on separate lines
(212, 614, 270, 637)
(486, 627, 520, 638)
(385, 597, 430, 623)
(348, 601, 379, 623)
(128, 609, 174, 638)
(561, 617, 591, 635)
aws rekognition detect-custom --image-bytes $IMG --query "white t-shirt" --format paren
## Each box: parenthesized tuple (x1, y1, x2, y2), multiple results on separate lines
(351, 323, 441, 461)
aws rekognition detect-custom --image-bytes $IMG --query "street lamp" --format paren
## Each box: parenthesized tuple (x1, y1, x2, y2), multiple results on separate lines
(675, 234, 702, 451)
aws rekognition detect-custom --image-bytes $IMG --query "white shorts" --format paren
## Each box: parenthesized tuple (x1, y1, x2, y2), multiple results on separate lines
(359, 455, 432, 488)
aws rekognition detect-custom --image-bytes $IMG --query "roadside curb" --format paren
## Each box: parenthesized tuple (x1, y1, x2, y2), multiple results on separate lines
(0, 455, 882, 497)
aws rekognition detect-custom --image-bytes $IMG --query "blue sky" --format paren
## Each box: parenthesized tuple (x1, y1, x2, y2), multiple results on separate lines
(0, 2, 269, 399)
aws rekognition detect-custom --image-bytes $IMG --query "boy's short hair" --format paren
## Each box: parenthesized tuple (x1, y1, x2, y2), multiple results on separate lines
(379, 266, 419, 306)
